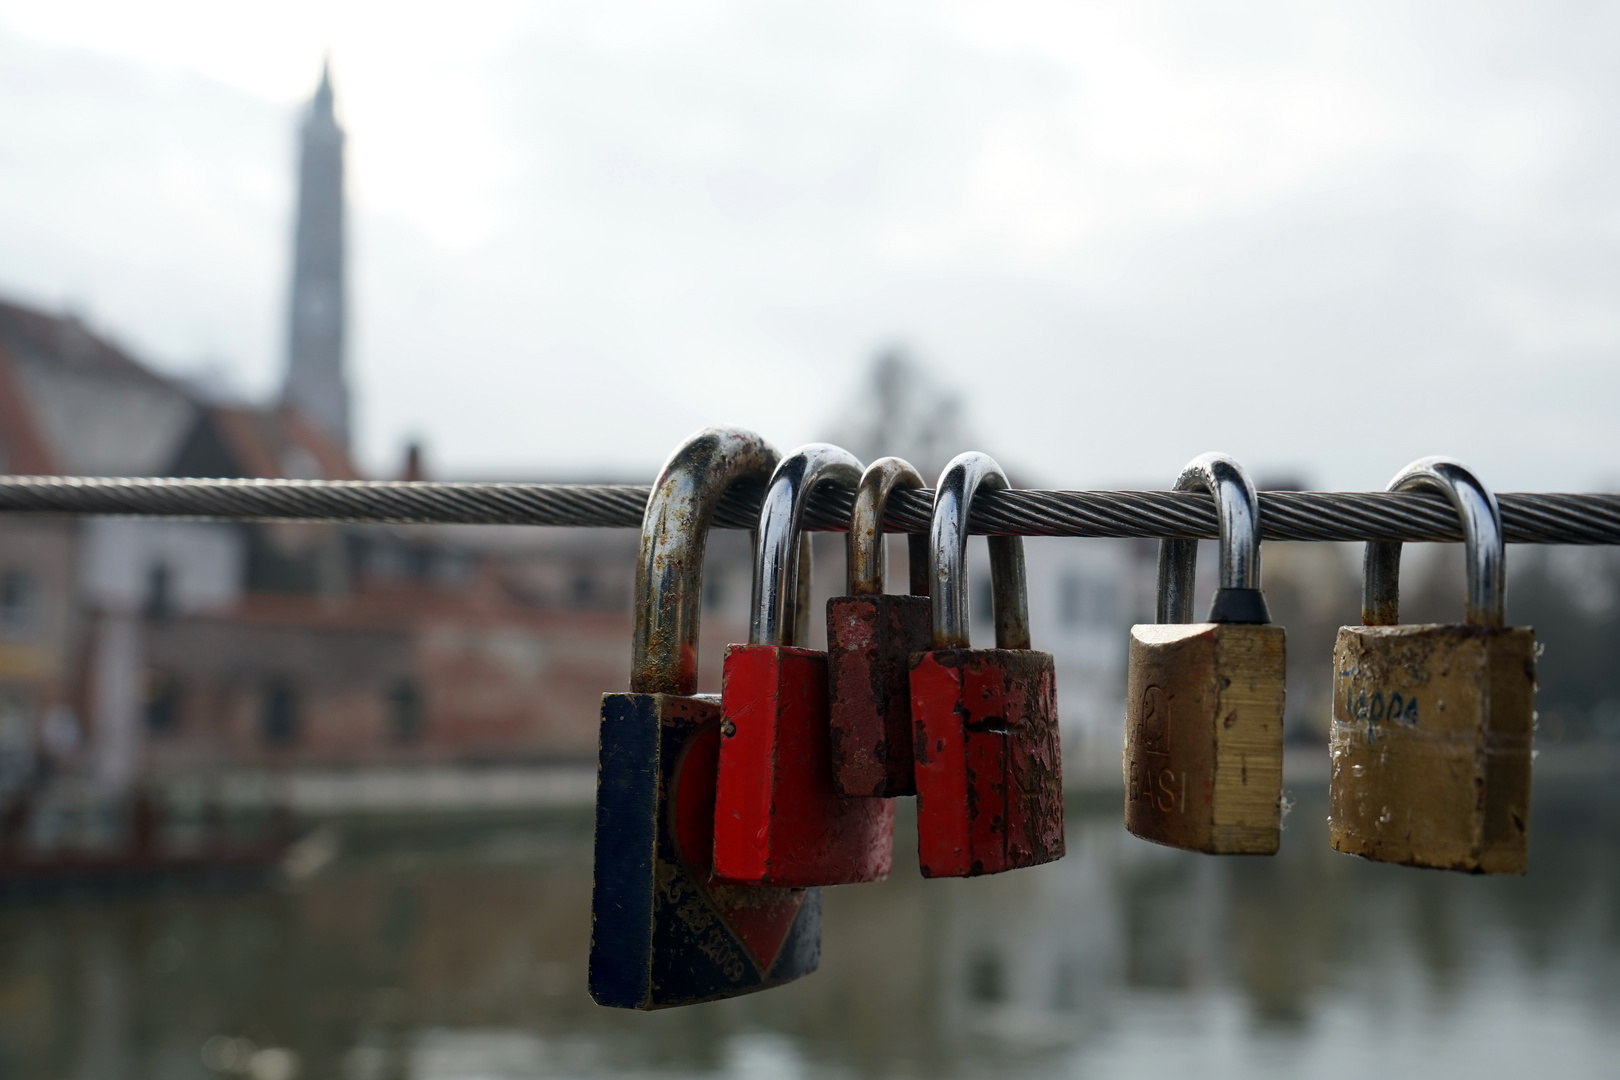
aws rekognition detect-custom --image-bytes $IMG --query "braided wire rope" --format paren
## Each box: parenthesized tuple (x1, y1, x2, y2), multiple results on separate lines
(0, 475, 1617, 543)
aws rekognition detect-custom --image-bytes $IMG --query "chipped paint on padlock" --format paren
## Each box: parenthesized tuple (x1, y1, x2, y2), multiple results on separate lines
(714, 444, 895, 887)
(1328, 457, 1534, 875)
(1123, 453, 1286, 856)
(590, 426, 821, 1010)
(909, 451, 1064, 879)
(827, 456, 933, 798)
(719, 644, 893, 883)
(912, 647, 1064, 876)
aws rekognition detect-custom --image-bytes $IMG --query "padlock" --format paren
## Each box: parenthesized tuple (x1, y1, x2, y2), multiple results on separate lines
(590, 426, 821, 1010)
(827, 457, 933, 797)
(714, 443, 896, 886)
(1329, 457, 1534, 875)
(1123, 453, 1287, 855)
(910, 452, 1065, 878)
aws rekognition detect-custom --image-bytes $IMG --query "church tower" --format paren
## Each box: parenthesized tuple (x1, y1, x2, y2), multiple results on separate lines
(282, 61, 351, 450)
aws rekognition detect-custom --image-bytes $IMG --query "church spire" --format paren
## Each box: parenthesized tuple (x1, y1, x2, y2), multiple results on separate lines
(282, 60, 351, 450)
(313, 56, 334, 119)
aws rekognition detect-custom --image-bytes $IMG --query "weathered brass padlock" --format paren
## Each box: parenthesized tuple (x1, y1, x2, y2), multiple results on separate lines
(1124, 453, 1286, 855)
(1329, 457, 1534, 875)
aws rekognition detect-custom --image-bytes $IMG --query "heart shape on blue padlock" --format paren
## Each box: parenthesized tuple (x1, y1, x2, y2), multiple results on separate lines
(669, 719, 809, 971)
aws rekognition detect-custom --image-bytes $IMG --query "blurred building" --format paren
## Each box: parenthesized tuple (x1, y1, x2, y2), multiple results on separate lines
(0, 68, 657, 803)
(0, 295, 653, 800)
(0, 65, 765, 816)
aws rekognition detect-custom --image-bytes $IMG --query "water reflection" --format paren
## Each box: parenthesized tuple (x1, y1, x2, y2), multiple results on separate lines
(2, 783, 1618, 1079)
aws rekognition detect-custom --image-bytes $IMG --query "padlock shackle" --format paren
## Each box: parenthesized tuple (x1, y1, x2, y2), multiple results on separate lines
(1363, 457, 1505, 628)
(750, 443, 864, 647)
(1157, 452, 1270, 625)
(929, 452, 1031, 650)
(631, 426, 779, 695)
(846, 457, 929, 597)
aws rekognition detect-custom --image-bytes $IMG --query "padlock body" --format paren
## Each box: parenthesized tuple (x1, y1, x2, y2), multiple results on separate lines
(827, 593, 933, 797)
(910, 648, 1065, 877)
(1329, 624, 1535, 875)
(1124, 622, 1286, 854)
(715, 645, 895, 886)
(591, 692, 821, 1009)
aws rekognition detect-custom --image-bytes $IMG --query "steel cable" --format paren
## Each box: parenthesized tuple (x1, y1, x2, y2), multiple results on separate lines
(0, 475, 1616, 544)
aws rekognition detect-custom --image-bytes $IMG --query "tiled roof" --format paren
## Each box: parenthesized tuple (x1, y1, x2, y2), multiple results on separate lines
(0, 294, 361, 480)
(0, 298, 173, 387)
(0, 339, 56, 474)
(204, 404, 362, 481)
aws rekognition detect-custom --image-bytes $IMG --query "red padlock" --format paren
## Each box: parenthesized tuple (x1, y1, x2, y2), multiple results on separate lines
(910, 452, 1065, 878)
(715, 443, 896, 886)
(827, 457, 933, 797)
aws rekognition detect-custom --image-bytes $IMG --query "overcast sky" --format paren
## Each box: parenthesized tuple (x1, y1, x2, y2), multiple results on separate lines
(0, 1, 1615, 490)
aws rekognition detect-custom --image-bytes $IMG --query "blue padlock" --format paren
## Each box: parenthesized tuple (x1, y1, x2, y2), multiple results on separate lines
(590, 426, 821, 1009)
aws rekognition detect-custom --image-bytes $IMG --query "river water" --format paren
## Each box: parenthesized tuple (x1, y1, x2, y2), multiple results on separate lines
(2, 781, 1618, 1080)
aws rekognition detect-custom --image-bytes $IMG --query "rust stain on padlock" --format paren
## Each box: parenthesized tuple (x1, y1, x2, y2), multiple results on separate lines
(908, 451, 1063, 879)
(826, 457, 933, 798)
(911, 648, 1064, 878)
(827, 594, 931, 797)
(630, 428, 777, 696)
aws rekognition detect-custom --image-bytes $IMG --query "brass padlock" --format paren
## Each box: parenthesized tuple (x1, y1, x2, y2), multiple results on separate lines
(1124, 453, 1286, 855)
(1329, 457, 1534, 875)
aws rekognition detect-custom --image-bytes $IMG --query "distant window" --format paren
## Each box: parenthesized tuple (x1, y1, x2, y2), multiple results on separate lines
(387, 680, 422, 744)
(571, 567, 597, 608)
(0, 685, 33, 790)
(145, 670, 182, 737)
(262, 680, 300, 746)
(145, 563, 173, 621)
(703, 573, 724, 611)
(431, 550, 472, 584)
(406, 544, 430, 579)
(967, 951, 1005, 1003)
(0, 571, 35, 632)
(366, 540, 408, 579)
(41, 705, 79, 760)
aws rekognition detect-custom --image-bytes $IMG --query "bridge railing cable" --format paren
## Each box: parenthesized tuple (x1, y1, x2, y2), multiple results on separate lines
(0, 475, 1616, 544)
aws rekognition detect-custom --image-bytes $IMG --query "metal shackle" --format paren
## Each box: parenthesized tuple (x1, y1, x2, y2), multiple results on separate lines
(929, 452, 1032, 651)
(1362, 457, 1505, 628)
(846, 457, 931, 598)
(1156, 452, 1270, 625)
(749, 443, 864, 647)
(631, 426, 779, 695)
